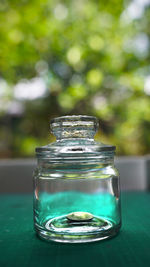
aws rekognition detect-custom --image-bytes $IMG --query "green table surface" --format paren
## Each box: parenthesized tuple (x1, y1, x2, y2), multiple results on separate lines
(0, 192, 150, 267)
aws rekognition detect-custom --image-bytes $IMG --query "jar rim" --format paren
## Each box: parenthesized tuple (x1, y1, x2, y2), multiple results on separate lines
(50, 115, 99, 140)
(50, 115, 99, 130)
(50, 115, 98, 123)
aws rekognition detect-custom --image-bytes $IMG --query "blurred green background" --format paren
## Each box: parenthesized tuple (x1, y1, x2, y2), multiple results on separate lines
(0, 0, 150, 157)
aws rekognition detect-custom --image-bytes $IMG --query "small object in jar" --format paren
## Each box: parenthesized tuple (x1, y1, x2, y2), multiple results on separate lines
(67, 211, 93, 222)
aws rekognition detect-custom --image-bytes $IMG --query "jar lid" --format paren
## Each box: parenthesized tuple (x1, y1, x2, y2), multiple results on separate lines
(36, 115, 116, 162)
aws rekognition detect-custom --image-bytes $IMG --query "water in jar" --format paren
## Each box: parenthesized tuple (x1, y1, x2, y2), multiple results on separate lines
(34, 165, 121, 243)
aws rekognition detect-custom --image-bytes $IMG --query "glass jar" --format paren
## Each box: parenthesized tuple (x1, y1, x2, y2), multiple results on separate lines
(33, 115, 121, 243)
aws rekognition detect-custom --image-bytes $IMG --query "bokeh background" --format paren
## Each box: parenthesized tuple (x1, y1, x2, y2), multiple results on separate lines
(0, 0, 150, 158)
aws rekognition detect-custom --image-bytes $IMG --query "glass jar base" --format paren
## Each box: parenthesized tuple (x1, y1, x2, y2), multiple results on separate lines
(35, 215, 120, 243)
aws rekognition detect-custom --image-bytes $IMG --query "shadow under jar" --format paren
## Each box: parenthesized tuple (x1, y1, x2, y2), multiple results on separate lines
(34, 115, 121, 243)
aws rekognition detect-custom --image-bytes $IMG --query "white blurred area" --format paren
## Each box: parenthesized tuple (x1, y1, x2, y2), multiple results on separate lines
(0, 76, 48, 115)
(0, 60, 50, 115)
(144, 76, 150, 95)
(122, 0, 150, 21)
(14, 77, 47, 100)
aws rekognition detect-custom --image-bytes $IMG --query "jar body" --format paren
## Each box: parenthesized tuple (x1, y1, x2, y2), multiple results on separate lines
(33, 161, 121, 243)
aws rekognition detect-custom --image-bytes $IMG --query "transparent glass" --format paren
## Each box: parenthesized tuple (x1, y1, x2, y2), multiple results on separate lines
(33, 116, 121, 243)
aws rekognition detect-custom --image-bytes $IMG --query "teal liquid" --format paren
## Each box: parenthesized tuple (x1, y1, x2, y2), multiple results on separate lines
(35, 190, 120, 226)
(34, 176, 121, 242)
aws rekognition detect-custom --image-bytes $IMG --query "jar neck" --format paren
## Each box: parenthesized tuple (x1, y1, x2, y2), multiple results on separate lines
(37, 158, 115, 169)
(37, 152, 115, 165)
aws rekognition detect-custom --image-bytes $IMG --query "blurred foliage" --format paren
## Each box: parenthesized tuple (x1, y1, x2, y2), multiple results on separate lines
(0, 0, 150, 157)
